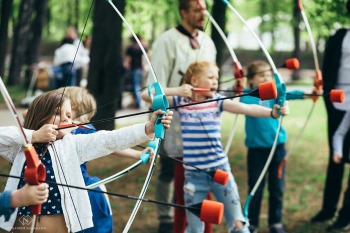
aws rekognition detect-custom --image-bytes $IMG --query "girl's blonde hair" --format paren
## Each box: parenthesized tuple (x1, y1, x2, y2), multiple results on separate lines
(246, 60, 271, 80)
(183, 61, 218, 85)
(58, 87, 96, 123)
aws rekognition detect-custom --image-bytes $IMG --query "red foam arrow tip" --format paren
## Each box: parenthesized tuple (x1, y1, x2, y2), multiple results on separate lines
(284, 58, 300, 70)
(330, 89, 345, 103)
(213, 169, 229, 185)
(258, 82, 277, 100)
(200, 200, 224, 225)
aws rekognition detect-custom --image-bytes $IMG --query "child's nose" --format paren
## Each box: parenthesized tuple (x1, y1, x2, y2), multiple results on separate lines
(61, 115, 69, 122)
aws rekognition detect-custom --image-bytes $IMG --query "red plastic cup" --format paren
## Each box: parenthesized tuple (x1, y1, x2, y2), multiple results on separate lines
(284, 58, 300, 70)
(200, 200, 224, 225)
(213, 169, 229, 185)
(330, 89, 345, 103)
(258, 82, 277, 100)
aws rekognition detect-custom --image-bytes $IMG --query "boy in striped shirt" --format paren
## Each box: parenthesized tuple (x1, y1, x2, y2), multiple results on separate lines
(142, 61, 289, 233)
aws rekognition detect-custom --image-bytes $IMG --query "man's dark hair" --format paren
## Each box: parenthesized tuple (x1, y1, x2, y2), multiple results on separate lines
(179, 0, 191, 12)
(347, 0, 350, 14)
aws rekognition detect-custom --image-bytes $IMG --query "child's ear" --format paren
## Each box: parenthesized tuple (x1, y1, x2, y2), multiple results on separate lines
(71, 104, 77, 111)
(191, 76, 199, 86)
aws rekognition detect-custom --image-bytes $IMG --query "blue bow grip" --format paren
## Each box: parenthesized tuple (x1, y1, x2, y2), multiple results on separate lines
(148, 82, 169, 139)
(140, 140, 158, 164)
(273, 73, 286, 116)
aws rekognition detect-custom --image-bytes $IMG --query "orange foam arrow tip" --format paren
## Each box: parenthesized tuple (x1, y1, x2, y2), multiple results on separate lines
(285, 58, 300, 70)
(213, 169, 229, 185)
(258, 82, 277, 100)
(200, 200, 224, 225)
(330, 89, 345, 103)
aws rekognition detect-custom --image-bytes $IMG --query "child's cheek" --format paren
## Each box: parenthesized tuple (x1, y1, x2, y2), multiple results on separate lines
(57, 130, 68, 139)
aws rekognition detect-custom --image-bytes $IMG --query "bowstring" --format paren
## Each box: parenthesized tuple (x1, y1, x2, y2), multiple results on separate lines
(48, 1, 95, 232)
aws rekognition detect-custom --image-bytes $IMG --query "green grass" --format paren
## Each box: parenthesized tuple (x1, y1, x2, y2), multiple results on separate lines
(208, 98, 348, 233)
(109, 98, 348, 232)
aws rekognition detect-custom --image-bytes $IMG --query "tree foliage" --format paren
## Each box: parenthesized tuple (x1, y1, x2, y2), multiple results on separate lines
(305, 0, 349, 39)
(1, 0, 349, 85)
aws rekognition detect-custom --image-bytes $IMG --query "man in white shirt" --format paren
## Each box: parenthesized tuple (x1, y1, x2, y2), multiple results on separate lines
(147, 0, 216, 232)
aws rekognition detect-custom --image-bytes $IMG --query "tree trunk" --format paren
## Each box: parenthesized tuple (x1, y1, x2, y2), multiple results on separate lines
(66, 1, 73, 27)
(0, 0, 13, 78)
(74, 0, 79, 31)
(292, 0, 301, 80)
(88, 0, 124, 130)
(259, 1, 267, 39)
(270, 4, 277, 52)
(211, 0, 226, 70)
(7, 0, 35, 86)
(26, 0, 48, 66)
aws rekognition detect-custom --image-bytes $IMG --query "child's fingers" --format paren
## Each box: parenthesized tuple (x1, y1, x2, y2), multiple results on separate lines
(161, 117, 172, 128)
(144, 148, 155, 164)
(37, 183, 49, 191)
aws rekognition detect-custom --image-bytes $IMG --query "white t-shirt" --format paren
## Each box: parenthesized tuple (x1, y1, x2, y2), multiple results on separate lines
(334, 30, 350, 111)
(146, 27, 216, 157)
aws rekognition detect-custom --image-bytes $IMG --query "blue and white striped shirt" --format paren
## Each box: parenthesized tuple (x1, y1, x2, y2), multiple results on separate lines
(173, 94, 227, 170)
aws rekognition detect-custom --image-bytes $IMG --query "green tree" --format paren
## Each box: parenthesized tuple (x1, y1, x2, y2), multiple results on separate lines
(88, 0, 124, 130)
(7, 0, 35, 86)
(0, 0, 13, 77)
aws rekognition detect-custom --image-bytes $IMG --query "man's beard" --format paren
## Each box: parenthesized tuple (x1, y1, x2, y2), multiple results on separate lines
(196, 25, 204, 31)
(194, 25, 204, 31)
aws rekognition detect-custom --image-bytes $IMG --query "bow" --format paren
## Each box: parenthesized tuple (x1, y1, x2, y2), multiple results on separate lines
(195, 0, 245, 155)
(220, 0, 287, 219)
(0, 77, 46, 233)
(280, 0, 323, 166)
(105, 1, 169, 232)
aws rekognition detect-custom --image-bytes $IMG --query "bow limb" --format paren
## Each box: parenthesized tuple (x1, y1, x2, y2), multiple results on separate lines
(106, 1, 167, 232)
(281, 0, 323, 168)
(222, 0, 287, 219)
(0, 77, 46, 233)
(86, 160, 143, 189)
(197, 2, 244, 155)
(298, 0, 322, 102)
(121, 81, 168, 232)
